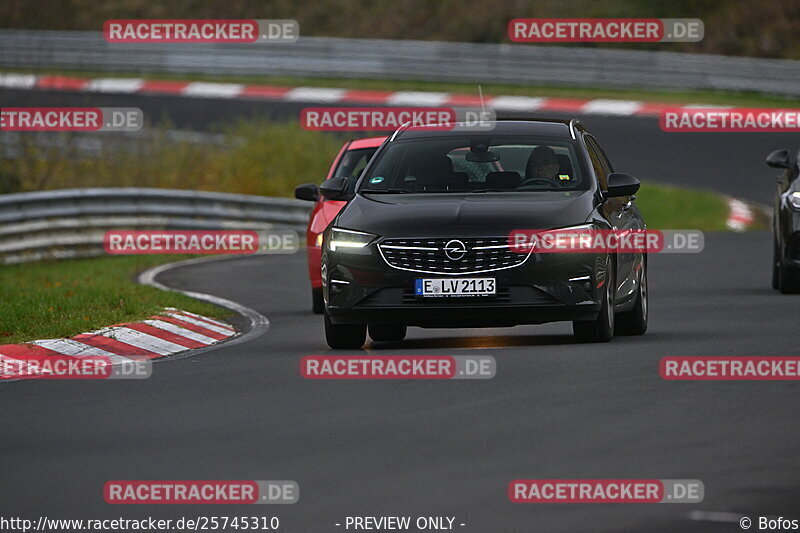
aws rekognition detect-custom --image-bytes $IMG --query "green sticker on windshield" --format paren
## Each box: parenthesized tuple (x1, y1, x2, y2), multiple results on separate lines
(558, 174, 571, 181)
(370, 176, 384, 184)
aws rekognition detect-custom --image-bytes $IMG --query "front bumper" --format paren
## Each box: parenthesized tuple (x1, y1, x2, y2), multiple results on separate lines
(323, 243, 606, 327)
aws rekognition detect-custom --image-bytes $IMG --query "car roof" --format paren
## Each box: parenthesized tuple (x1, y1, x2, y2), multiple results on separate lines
(393, 119, 581, 140)
(348, 136, 387, 149)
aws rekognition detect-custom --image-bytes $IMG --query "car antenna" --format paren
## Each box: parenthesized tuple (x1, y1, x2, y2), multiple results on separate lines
(478, 84, 487, 120)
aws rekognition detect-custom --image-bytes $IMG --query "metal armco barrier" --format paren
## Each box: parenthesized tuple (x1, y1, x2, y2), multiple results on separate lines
(1, 30, 799, 96)
(0, 188, 311, 264)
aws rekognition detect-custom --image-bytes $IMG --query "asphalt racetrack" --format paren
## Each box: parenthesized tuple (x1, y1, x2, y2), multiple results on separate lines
(2, 231, 800, 531)
(1, 89, 799, 531)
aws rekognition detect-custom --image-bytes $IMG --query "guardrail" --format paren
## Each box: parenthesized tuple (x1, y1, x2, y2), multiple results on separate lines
(0, 188, 311, 264)
(1, 29, 799, 96)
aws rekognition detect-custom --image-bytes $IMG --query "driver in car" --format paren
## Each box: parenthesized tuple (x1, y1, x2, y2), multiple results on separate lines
(519, 146, 561, 188)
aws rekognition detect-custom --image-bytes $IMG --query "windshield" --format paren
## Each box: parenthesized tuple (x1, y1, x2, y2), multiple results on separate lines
(333, 147, 379, 180)
(359, 136, 586, 194)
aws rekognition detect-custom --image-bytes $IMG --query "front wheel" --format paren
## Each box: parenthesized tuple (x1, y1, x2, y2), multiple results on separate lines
(615, 261, 648, 336)
(777, 262, 800, 294)
(772, 238, 780, 290)
(324, 311, 366, 349)
(573, 257, 615, 343)
(312, 288, 324, 314)
(774, 238, 800, 294)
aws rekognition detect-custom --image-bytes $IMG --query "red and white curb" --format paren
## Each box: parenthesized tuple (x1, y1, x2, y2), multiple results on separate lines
(0, 73, 709, 118)
(0, 307, 235, 380)
(726, 198, 756, 232)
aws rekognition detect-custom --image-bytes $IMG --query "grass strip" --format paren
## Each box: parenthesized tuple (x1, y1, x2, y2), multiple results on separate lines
(0, 255, 228, 345)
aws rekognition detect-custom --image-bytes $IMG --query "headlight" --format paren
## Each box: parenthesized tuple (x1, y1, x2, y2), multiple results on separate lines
(789, 192, 800, 210)
(315, 233, 324, 247)
(557, 223, 595, 231)
(327, 227, 376, 252)
(514, 224, 596, 253)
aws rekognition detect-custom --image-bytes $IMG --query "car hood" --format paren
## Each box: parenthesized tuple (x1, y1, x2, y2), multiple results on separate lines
(336, 190, 596, 237)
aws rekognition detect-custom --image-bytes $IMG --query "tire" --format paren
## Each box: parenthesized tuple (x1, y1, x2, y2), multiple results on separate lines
(772, 237, 780, 290)
(312, 288, 324, 315)
(368, 323, 407, 342)
(615, 260, 648, 336)
(777, 253, 800, 294)
(573, 257, 615, 343)
(324, 311, 366, 349)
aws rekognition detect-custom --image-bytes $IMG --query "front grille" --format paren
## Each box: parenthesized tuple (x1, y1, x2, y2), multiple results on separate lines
(378, 237, 529, 274)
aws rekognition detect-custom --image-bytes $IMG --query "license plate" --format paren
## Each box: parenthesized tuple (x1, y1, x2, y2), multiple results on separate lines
(415, 278, 496, 297)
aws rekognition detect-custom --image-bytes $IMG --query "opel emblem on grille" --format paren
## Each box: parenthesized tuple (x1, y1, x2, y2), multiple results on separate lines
(444, 239, 467, 261)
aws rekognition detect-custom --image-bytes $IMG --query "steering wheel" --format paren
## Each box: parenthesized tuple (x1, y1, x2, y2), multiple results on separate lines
(518, 178, 556, 188)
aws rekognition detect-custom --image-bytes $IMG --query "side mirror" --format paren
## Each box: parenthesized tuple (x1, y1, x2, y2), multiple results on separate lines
(766, 149, 793, 169)
(294, 183, 319, 202)
(605, 173, 640, 198)
(318, 176, 352, 201)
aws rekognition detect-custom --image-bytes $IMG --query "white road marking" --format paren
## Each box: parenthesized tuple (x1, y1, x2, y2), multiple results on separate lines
(183, 82, 245, 98)
(164, 307, 234, 330)
(85, 78, 144, 93)
(0, 354, 53, 376)
(386, 91, 449, 107)
(143, 319, 217, 345)
(0, 73, 38, 88)
(164, 313, 235, 336)
(581, 99, 643, 116)
(285, 87, 347, 102)
(32, 339, 131, 364)
(489, 96, 546, 111)
(92, 326, 189, 356)
(727, 198, 754, 231)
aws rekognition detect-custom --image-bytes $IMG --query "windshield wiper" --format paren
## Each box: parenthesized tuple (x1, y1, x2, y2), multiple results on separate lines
(361, 189, 410, 194)
(467, 188, 569, 193)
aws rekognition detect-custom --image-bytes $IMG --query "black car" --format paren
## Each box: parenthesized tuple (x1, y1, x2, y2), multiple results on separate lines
(767, 148, 800, 293)
(317, 119, 648, 349)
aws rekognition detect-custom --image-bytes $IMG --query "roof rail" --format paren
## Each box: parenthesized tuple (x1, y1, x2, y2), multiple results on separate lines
(568, 118, 585, 139)
(389, 121, 412, 142)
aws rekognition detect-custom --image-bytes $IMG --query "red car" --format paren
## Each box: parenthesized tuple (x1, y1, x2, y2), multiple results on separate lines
(295, 136, 386, 313)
